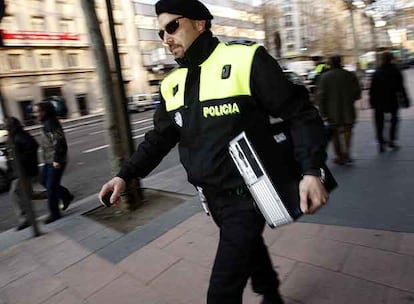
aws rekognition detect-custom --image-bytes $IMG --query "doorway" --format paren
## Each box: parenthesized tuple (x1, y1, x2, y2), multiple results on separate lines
(19, 100, 35, 126)
(76, 94, 89, 116)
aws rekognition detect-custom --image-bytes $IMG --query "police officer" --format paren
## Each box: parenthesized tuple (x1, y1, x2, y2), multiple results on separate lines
(99, 0, 329, 303)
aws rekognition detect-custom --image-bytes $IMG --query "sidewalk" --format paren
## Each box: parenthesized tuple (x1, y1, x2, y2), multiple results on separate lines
(1, 107, 414, 303)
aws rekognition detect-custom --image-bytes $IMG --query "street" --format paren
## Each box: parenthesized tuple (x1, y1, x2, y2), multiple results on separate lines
(0, 110, 181, 232)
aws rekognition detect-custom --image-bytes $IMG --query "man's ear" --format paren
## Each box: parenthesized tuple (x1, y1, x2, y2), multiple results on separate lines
(195, 20, 206, 32)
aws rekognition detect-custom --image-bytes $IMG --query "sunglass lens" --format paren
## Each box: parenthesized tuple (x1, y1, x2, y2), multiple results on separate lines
(166, 19, 180, 35)
(158, 30, 164, 40)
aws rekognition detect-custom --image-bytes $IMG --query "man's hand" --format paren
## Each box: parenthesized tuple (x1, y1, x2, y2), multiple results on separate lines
(53, 162, 61, 169)
(299, 175, 328, 214)
(99, 177, 126, 207)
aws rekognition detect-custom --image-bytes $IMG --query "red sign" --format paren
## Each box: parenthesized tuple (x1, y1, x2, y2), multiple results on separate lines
(1, 30, 79, 41)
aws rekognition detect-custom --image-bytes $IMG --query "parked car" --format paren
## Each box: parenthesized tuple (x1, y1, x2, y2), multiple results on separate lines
(283, 70, 306, 86)
(150, 92, 161, 109)
(128, 94, 154, 112)
(0, 125, 12, 192)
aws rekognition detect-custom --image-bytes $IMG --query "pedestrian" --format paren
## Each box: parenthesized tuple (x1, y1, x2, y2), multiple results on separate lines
(99, 0, 329, 303)
(318, 54, 361, 165)
(369, 51, 410, 152)
(33, 101, 74, 224)
(6, 117, 45, 230)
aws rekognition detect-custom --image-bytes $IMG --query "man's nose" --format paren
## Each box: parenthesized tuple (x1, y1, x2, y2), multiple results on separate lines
(163, 32, 172, 45)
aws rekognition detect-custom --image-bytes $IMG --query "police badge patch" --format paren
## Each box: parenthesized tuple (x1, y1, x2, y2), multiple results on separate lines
(174, 112, 183, 127)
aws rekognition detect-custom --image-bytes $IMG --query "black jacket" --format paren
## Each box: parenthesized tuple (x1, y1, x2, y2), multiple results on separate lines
(14, 131, 39, 177)
(118, 31, 327, 191)
(369, 63, 407, 112)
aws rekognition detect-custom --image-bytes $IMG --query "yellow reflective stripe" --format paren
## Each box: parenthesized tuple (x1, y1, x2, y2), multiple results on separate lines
(199, 43, 260, 102)
(315, 64, 325, 74)
(160, 68, 188, 112)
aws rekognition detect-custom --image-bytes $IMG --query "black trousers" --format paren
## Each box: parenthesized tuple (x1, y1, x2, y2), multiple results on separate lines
(205, 192, 280, 304)
(374, 109, 398, 144)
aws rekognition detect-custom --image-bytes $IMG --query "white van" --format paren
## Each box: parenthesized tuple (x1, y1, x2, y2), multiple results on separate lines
(128, 94, 153, 112)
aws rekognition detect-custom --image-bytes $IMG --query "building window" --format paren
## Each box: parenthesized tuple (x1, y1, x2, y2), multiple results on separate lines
(287, 44, 295, 51)
(115, 23, 126, 41)
(284, 15, 293, 27)
(31, 16, 46, 31)
(120, 53, 129, 67)
(1, 16, 15, 31)
(59, 19, 75, 33)
(40, 54, 52, 68)
(286, 29, 294, 42)
(67, 53, 78, 67)
(8, 54, 22, 70)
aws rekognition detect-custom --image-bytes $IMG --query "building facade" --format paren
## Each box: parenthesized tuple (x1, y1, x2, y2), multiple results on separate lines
(0, 0, 264, 124)
(0, 0, 98, 124)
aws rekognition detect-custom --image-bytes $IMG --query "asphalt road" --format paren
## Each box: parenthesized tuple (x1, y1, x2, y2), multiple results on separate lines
(0, 110, 180, 232)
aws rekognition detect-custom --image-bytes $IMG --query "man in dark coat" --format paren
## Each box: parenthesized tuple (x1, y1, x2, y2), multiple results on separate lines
(318, 55, 361, 164)
(369, 51, 409, 152)
(6, 117, 41, 230)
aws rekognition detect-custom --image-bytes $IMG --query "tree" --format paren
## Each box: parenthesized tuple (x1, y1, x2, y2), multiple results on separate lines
(80, 0, 142, 211)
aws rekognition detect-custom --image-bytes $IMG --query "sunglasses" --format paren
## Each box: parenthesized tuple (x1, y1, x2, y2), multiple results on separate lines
(158, 16, 185, 40)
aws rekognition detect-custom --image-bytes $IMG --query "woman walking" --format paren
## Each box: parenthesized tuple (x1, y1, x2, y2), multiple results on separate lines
(33, 101, 74, 224)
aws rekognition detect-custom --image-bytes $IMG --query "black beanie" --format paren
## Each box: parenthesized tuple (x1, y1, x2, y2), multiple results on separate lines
(155, 0, 213, 20)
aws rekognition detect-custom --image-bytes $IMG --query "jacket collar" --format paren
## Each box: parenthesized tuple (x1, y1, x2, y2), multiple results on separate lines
(175, 30, 219, 67)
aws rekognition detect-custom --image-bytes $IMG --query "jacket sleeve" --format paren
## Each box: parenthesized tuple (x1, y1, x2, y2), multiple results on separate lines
(250, 46, 327, 175)
(52, 128, 68, 164)
(317, 74, 328, 118)
(117, 98, 180, 182)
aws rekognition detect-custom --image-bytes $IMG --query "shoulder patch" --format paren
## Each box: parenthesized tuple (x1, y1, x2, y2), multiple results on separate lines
(226, 39, 257, 46)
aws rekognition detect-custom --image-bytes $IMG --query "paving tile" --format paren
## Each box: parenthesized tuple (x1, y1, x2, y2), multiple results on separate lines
(174, 212, 211, 231)
(56, 254, 122, 299)
(87, 274, 169, 304)
(319, 225, 401, 251)
(282, 223, 324, 238)
(398, 232, 414, 257)
(1, 268, 65, 304)
(22, 231, 68, 256)
(117, 245, 181, 284)
(42, 288, 84, 304)
(150, 226, 189, 249)
(148, 259, 210, 304)
(342, 245, 414, 291)
(36, 239, 92, 274)
(269, 233, 351, 271)
(399, 256, 414, 292)
(0, 250, 40, 288)
(271, 255, 297, 282)
(196, 220, 219, 237)
(56, 217, 104, 242)
(78, 227, 123, 253)
(386, 288, 414, 304)
(162, 230, 218, 269)
(0, 244, 27, 262)
(263, 226, 285, 247)
(281, 262, 388, 304)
